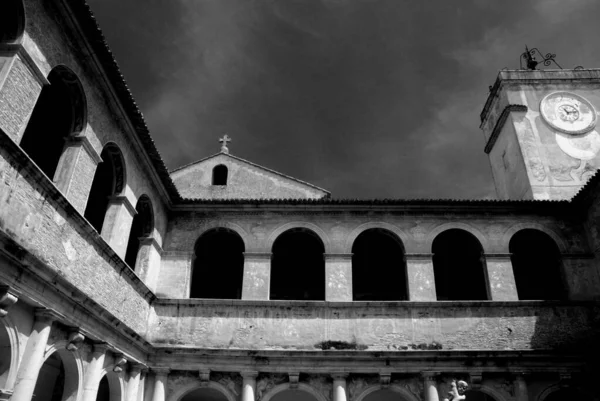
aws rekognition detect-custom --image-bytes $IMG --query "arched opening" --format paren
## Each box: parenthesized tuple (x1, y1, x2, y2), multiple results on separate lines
(509, 229, 565, 300)
(432, 229, 488, 300)
(181, 387, 229, 401)
(0, 0, 25, 44)
(32, 349, 78, 401)
(124, 195, 154, 269)
(190, 228, 245, 299)
(352, 229, 407, 300)
(463, 390, 496, 401)
(96, 376, 110, 401)
(95, 372, 122, 401)
(271, 390, 319, 401)
(84, 144, 125, 233)
(20, 65, 87, 180)
(0, 323, 11, 389)
(212, 165, 228, 185)
(270, 228, 325, 301)
(362, 389, 410, 401)
(544, 387, 591, 401)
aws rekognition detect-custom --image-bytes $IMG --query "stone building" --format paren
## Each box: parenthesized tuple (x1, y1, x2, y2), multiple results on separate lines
(1, 1, 600, 401)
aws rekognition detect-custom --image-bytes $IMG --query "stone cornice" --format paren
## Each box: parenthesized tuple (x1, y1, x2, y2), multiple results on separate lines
(484, 104, 528, 154)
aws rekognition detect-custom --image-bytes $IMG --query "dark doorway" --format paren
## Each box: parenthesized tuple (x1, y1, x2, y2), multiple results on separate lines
(84, 144, 125, 233)
(124, 195, 154, 269)
(544, 388, 591, 401)
(212, 165, 228, 185)
(432, 229, 488, 300)
(510, 229, 565, 300)
(352, 229, 407, 300)
(32, 353, 64, 401)
(20, 66, 86, 180)
(271, 228, 325, 301)
(191, 228, 245, 299)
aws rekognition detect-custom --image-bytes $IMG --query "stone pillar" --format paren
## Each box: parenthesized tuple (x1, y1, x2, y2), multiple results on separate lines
(483, 254, 519, 301)
(136, 369, 147, 401)
(561, 255, 598, 300)
(53, 135, 102, 214)
(514, 373, 529, 401)
(241, 253, 272, 300)
(421, 372, 439, 401)
(0, 285, 19, 317)
(151, 368, 169, 401)
(331, 374, 348, 401)
(406, 254, 437, 301)
(241, 371, 258, 401)
(126, 364, 144, 401)
(101, 196, 137, 259)
(325, 254, 353, 302)
(135, 237, 163, 291)
(11, 309, 58, 401)
(81, 343, 110, 401)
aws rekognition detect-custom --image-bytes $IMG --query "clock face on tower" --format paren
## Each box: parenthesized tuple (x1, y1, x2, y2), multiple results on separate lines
(540, 91, 597, 134)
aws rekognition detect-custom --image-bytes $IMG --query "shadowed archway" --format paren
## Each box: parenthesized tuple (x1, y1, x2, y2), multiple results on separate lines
(124, 195, 154, 269)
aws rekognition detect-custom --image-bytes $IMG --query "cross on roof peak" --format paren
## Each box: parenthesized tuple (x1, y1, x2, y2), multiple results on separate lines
(219, 135, 231, 154)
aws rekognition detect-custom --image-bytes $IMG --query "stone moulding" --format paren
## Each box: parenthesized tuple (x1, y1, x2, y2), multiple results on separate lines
(484, 104, 528, 154)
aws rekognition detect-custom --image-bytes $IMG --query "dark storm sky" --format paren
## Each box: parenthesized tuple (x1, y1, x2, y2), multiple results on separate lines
(87, 0, 600, 199)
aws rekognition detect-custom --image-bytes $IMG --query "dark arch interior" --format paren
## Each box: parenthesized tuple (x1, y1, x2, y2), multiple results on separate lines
(95, 375, 110, 401)
(0, 0, 25, 44)
(182, 387, 229, 401)
(271, 390, 319, 401)
(352, 229, 407, 301)
(432, 229, 488, 300)
(190, 228, 245, 299)
(212, 165, 228, 185)
(464, 390, 495, 401)
(271, 228, 325, 301)
(362, 389, 409, 401)
(33, 353, 65, 401)
(0, 324, 11, 388)
(84, 145, 124, 233)
(124, 195, 154, 269)
(20, 67, 84, 180)
(544, 388, 591, 401)
(510, 229, 565, 300)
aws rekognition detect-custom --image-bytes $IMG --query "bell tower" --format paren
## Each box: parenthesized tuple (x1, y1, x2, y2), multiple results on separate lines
(480, 68, 600, 200)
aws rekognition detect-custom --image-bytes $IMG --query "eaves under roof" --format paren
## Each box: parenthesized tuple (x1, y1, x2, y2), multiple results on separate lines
(170, 152, 331, 197)
(66, 0, 183, 203)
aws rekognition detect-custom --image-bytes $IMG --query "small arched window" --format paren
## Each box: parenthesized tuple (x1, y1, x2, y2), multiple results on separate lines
(0, 0, 25, 45)
(124, 195, 154, 270)
(212, 165, 228, 185)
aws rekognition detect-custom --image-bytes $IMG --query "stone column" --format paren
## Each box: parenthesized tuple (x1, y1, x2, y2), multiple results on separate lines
(483, 254, 518, 301)
(53, 135, 102, 214)
(421, 372, 439, 401)
(136, 369, 147, 401)
(241, 371, 258, 401)
(135, 237, 163, 292)
(151, 368, 169, 401)
(11, 309, 58, 401)
(331, 374, 348, 401)
(101, 196, 137, 259)
(325, 254, 353, 302)
(0, 284, 19, 317)
(81, 343, 110, 401)
(514, 373, 529, 401)
(406, 254, 437, 301)
(126, 364, 144, 401)
(241, 253, 272, 300)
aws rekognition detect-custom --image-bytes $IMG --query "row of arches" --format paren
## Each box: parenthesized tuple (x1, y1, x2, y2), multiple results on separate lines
(190, 227, 565, 301)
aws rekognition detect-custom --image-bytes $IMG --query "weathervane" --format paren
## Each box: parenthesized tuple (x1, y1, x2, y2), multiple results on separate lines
(520, 46, 562, 70)
(219, 134, 231, 154)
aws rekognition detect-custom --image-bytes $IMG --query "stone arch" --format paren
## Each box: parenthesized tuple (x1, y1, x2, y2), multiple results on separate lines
(0, 315, 20, 390)
(354, 384, 419, 401)
(97, 368, 125, 401)
(20, 65, 88, 180)
(0, 0, 26, 45)
(193, 221, 251, 250)
(261, 383, 329, 401)
(502, 222, 568, 253)
(344, 222, 409, 254)
(38, 340, 84, 401)
(536, 382, 592, 401)
(266, 222, 332, 253)
(426, 222, 489, 253)
(168, 380, 237, 401)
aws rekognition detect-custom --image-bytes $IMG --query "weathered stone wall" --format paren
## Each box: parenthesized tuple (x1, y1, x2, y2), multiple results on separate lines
(150, 299, 600, 351)
(171, 153, 329, 200)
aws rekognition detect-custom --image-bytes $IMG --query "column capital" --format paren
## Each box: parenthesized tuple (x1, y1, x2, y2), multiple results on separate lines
(0, 285, 20, 317)
(130, 362, 146, 374)
(92, 342, 111, 355)
(331, 373, 349, 381)
(34, 308, 60, 323)
(139, 237, 164, 254)
(64, 135, 103, 164)
(405, 253, 434, 261)
(421, 371, 440, 380)
(324, 253, 353, 261)
(243, 252, 272, 260)
(107, 195, 137, 217)
(152, 367, 171, 377)
(482, 253, 512, 260)
(241, 371, 259, 379)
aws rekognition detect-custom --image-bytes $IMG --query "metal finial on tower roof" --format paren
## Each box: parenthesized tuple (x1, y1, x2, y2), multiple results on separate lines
(520, 46, 562, 70)
(219, 134, 231, 154)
